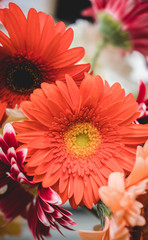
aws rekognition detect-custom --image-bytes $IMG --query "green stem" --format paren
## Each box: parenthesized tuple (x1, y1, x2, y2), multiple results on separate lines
(91, 39, 107, 72)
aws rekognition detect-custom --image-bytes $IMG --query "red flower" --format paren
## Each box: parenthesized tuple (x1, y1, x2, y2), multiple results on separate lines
(13, 73, 148, 209)
(82, 0, 148, 57)
(0, 3, 90, 107)
(0, 123, 76, 239)
(136, 80, 148, 124)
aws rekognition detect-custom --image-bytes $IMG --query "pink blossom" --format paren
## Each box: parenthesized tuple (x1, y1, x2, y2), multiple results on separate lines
(0, 123, 76, 239)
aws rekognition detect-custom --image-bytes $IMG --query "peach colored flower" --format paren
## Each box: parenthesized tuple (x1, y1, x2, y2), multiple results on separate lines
(79, 142, 148, 240)
(78, 217, 110, 240)
(126, 140, 148, 187)
(99, 140, 148, 228)
(109, 216, 130, 240)
(78, 215, 130, 240)
(99, 172, 147, 228)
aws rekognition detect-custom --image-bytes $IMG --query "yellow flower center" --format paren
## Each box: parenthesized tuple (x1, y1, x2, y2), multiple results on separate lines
(64, 122, 101, 158)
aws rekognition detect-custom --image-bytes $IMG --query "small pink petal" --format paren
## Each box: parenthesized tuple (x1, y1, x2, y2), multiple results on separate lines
(7, 147, 17, 160)
(16, 148, 28, 167)
(137, 80, 147, 104)
(0, 135, 9, 153)
(3, 124, 18, 149)
(40, 199, 54, 213)
(37, 199, 50, 227)
(0, 147, 10, 165)
(38, 187, 62, 205)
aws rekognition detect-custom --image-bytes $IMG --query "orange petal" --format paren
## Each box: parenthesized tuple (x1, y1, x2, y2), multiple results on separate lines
(78, 217, 110, 240)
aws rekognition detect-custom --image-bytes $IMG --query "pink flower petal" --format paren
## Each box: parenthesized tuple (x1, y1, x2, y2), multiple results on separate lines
(137, 80, 147, 104)
(38, 187, 62, 205)
(3, 123, 18, 149)
(37, 199, 50, 227)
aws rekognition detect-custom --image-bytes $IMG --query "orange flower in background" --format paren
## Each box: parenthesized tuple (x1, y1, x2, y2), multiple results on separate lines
(0, 3, 90, 107)
(13, 73, 148, 209)
(0, 101, 7, 124)
(0, 101, 7, 132)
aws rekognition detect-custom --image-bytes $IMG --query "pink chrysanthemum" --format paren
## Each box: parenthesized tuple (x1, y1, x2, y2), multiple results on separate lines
(82, 0, 148, 57)
(0, 123, 76, 240)
(13, 73, 148, 209)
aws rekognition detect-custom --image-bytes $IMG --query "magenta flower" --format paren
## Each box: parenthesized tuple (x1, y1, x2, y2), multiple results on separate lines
(137, 80, 148, 124)
(0, 123, 76, 239)
(82, 0, 148, 58)
(28, 187, 76, 240)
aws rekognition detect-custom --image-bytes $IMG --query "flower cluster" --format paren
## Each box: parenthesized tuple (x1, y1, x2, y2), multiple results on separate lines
(79, 141, 148, 239)
(0, 1, 148, 240)
(82, 0, 148, 58)
(0, 123, 76, 239)
(13, 72, 148, 211)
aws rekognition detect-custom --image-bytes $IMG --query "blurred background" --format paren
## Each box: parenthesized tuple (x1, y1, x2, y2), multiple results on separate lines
(2, 0, 91, 21)
(1, 0, 148, 239)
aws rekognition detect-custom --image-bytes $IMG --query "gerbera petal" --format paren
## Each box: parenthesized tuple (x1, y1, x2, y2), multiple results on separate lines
(50, 47, 85, 68)
(74, 175, 84, 205)
(58, 28, 74, 52)
(38, 13, 55, 50)
(26, 8, 40, 52)
(65, 74, 80, 109)
(1, 8, 24, 50)
(0, 31, 14, 54)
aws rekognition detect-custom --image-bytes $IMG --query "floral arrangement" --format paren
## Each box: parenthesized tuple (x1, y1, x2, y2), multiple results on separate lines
(0, 1, 148, 240)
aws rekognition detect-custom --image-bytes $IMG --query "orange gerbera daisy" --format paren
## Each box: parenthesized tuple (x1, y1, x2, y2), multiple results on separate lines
(0, 3, 90, 107)
(13, 73, 148, 209)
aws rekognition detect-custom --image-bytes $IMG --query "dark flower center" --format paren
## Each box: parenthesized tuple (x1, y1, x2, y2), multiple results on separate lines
(5, 57, 42, 93)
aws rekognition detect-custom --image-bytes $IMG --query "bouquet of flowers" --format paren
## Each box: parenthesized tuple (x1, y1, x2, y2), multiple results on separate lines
(0, 1, 148, 239)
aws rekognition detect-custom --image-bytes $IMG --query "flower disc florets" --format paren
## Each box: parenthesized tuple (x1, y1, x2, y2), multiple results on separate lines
(64, 122, 101, 158)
